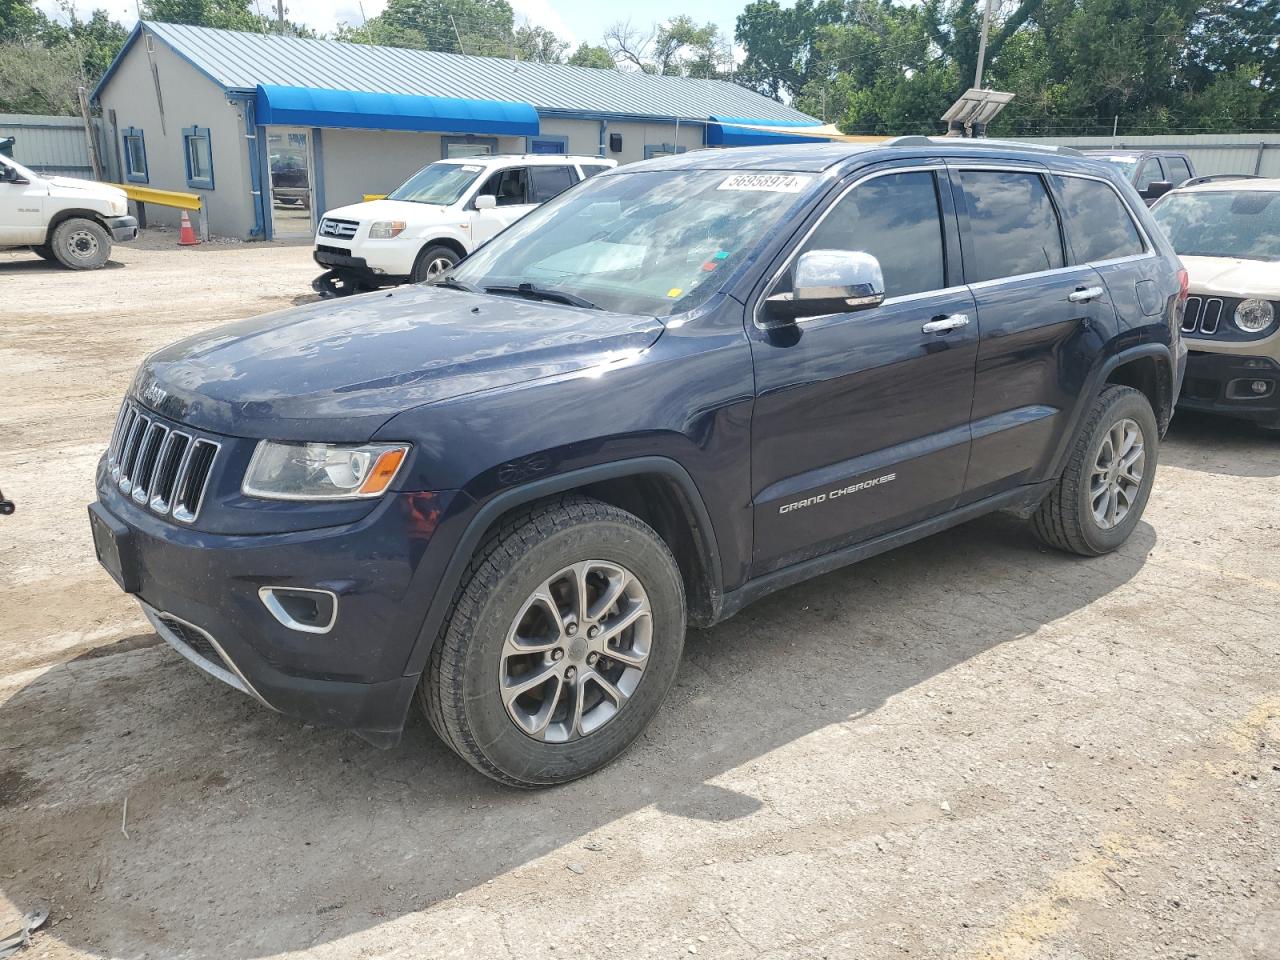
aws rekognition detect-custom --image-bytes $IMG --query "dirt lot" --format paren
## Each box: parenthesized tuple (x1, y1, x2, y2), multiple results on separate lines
(1, 235, 1278, 960)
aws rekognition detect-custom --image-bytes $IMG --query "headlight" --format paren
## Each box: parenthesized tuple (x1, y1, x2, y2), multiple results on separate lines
(368, 220, 406, 239)
(243, 441, 409, 500)
(1235, 299, 1275, 333)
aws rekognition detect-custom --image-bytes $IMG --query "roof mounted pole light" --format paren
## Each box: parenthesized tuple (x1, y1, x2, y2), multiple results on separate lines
(942, 88, 1015, 138)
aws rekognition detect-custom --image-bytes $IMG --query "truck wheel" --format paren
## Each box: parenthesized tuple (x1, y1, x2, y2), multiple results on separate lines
(50, 217, 111, 270)
(411, 244, 458, 283)
(31, 244, 55, 261)
(1031, 385, 1158, 556)
(420, 496, 686, 788)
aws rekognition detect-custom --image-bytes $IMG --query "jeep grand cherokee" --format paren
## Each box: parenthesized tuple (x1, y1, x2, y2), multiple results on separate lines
(90, 139, 1187, 787)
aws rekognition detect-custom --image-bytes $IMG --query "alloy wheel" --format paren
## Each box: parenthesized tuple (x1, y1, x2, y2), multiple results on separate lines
(1090, 417, 1145, 529)
(424, 256, 453, 279)
(499, 560, 652, 743)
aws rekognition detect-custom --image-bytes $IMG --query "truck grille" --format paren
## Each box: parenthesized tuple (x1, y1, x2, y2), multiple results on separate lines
(106, 400, 219, 523)
(1181, 296, 1225, 336)
(319, 218, 358, 239)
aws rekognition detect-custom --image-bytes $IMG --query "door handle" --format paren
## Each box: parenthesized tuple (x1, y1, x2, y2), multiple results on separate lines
(922, 313, 970, 334)
(1068, 285, 1105, 303)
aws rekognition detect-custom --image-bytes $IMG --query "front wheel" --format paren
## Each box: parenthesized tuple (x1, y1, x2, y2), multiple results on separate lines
(50, 217, 111, 270)
(411, 244, 459, 283)
(420, 496, 686, 787)
(1031, 385, 1159, 556)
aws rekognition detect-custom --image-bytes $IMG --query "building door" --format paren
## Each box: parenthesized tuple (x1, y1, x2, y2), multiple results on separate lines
(266, 127, 314, 237)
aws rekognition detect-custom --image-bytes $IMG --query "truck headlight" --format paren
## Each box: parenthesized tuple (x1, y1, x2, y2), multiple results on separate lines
(242, 441, 409, 500)
(1235, 299, 1275, 334)
(368, 220, 406, 239)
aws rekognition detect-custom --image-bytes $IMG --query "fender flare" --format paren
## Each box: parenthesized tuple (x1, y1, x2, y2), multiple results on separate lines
(401, 455, 723, 678)
(1047, 341, 1176, 480)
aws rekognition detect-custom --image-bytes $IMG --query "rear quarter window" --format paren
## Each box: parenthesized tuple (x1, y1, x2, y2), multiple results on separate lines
(1053, 175, 1146, 263)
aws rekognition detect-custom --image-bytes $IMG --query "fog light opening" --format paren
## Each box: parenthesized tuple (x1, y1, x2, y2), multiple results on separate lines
(259, 586, 338, 634)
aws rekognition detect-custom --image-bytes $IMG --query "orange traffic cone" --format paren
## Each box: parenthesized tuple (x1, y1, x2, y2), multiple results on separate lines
(178, 210, 199, 246)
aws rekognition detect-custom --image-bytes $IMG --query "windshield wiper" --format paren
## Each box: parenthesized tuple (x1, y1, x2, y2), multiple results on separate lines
(432, 278, 477, 292)
(484, 282, 598, 310)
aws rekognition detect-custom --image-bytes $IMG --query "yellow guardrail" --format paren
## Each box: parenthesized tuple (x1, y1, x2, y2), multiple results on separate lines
(110, 183, 202, 210)
(362, 194, 388, 203)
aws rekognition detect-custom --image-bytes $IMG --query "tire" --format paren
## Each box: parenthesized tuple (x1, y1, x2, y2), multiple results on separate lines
(1031, 385, 1159, 556)
(30, 243, 55, 261)
(420, 495, 686, 788)
(411, 244, 459, 284)
(50, 217, 111, 270)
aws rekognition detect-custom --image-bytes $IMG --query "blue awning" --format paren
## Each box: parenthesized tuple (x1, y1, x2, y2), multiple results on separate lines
(254, 84, 540, 135)
(707, 115, 830, 147)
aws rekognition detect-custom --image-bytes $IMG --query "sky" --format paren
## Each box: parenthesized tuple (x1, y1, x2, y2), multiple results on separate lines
(37, 0, 751, 54)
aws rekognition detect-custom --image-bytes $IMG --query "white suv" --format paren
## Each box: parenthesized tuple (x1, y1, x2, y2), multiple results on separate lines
(0, 154, 137, 269)
(312, 153, 616, 295)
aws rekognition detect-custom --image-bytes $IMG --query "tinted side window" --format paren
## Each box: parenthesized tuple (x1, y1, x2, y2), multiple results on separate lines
(1164, 156, 1192, 185)
(960, 171, 1065, 282)
(529, 165, 577, 203)
(784, 171, 946, 298)
(1053, 175, 1145, 263)
(1135, 159, 1164, 191)
(579, 164, 610, 178)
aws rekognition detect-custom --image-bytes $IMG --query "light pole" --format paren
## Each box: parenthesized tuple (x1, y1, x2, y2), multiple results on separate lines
(974, 0, 995, 88)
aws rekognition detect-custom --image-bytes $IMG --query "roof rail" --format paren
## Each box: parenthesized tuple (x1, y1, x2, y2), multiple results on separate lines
(883, 135, 1085, 157)
(1183, 173, 1263, 187)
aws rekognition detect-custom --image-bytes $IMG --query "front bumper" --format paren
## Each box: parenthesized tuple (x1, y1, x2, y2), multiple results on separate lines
(106, 215, 138, 242)
(90, 467, 457, 746)
(1178, 351, 1280, 425)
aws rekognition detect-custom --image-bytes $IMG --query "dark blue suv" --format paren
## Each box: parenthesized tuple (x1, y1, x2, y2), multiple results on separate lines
(89, 139, 1187, 787)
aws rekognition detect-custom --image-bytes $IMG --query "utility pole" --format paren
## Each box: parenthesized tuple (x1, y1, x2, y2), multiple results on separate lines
(275, 0, 286, 34)
(973, 0, 995, 88)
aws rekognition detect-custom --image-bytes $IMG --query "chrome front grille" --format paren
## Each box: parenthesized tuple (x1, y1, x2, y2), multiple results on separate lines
(319, 218, 358, 239)
(106, 400, 219, 523)
(1182, 296, 1225, 336)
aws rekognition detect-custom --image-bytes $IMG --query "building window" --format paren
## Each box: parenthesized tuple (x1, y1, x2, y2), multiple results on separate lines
(526, 135, 568, 155)
(183, 125, 214, 189)
(442, 135, 499, 159)
(122, 127, 147, 183)
(644, 143, 688, 160)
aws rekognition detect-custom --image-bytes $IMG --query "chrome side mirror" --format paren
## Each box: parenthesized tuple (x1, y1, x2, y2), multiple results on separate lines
(765, 250, 886, 324)
(474, 194, 497, 210)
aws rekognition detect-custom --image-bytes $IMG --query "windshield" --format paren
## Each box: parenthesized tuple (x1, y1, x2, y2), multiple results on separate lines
(1, 155, 38, 180)
(1152, 190, 1280, 261)
(1091, 156, 1139, 174)
(448, 169, 815, 317)
(388, 162, 484, 205)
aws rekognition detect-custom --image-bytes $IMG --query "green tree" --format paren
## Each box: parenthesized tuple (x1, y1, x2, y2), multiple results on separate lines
(567, 43, 615, 68)
(0, 0, 49, 41)
(604, 16, 729, 76)
(735, 0, 844, 98)
(513, 22, 567, 62)
(0, 41, 81, 113)
(139, 0, 261, 30)
(343, 0, 521, 56)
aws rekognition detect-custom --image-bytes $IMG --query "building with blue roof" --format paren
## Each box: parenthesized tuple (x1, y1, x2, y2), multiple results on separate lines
(93, 22, 826, 240)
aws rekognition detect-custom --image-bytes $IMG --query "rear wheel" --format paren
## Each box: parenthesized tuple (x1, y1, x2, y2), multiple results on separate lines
(50, 217, 111, 270)
(411, 244, 459, 283)
(420, 496, 686, 788)
(1031, 385, 1158, 556)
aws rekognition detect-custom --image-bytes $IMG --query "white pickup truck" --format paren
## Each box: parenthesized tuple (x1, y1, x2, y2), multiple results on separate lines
(312, 153, 615, 295)
(0, 154, 138, 269)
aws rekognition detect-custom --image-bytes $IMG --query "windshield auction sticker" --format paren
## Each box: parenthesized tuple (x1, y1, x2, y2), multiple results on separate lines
(717, 173, 812, 193)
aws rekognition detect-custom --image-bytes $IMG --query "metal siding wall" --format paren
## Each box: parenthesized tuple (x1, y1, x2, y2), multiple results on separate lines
(0, 114, 102, 178)
(1018, 134, 1280, 178)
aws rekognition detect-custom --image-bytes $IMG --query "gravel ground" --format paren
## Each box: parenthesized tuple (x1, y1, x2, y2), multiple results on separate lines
(1, 235, 1277, 960)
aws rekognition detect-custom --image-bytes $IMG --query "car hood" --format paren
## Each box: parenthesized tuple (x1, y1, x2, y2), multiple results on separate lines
(132, 286, 664, 441)
(321, 198, 453, 224)
(1181, 255, 1280, 299)
(46, 176, 126, 201)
